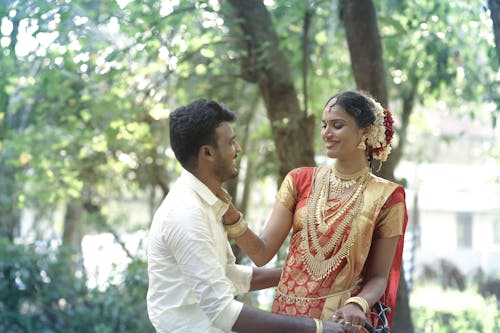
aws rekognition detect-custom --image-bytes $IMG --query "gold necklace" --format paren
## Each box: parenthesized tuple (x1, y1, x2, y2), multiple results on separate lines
(301, 168, 370, 280)
(329, 166, 370, 197)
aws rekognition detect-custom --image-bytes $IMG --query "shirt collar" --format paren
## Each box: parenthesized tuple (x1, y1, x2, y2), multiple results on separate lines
(180, 169, 231, 207)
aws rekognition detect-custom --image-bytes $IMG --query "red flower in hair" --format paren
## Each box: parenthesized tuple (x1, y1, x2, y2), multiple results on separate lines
(383, 109, 394, 145)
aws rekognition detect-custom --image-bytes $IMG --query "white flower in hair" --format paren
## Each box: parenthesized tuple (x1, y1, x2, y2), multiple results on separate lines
(366, 98, 394, 162)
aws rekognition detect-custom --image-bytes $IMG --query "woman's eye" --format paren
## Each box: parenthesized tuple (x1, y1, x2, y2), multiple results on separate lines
(333, 123, 343, 129)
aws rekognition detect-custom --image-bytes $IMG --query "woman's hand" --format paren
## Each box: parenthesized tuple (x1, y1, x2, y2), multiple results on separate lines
(332, 303, 366, 333)
(223, 201, 241, 225)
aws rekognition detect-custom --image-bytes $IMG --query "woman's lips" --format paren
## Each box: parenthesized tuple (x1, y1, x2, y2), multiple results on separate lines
(325, 140, 338, 149)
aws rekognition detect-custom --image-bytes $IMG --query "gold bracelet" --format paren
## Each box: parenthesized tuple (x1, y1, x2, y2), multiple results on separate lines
(345, 296, 369, 313)
(223, 212, 248, 238)
(313, 318, 323, 333)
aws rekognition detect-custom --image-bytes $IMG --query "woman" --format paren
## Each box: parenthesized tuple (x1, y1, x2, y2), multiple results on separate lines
(223, 91, 407, 332)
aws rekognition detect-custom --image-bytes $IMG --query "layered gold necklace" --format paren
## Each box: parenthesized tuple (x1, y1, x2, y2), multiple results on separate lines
(301, 166, 371, 280)
(329, 166, 371, 197)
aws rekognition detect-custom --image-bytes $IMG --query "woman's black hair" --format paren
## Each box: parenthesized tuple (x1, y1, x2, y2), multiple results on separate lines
(324, 90, 376, 128)
(325, 91, 377, 165)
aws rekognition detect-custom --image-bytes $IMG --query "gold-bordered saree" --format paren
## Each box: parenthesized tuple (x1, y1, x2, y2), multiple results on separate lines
(272, 167, 408, 328)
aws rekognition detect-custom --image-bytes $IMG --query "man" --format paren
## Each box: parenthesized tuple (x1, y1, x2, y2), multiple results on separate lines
(147, 99, 345, 333)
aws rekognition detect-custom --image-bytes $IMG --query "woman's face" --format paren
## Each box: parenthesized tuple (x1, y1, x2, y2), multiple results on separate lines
(321, 103, 365, 160)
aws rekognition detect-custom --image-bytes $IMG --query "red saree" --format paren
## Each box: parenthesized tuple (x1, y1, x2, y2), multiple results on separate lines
(272, 167, 408, 328)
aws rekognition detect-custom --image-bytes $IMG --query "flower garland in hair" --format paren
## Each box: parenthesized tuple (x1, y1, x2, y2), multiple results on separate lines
(366, 98, 394, 162)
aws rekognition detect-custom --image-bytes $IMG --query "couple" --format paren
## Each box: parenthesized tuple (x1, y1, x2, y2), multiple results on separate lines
(146, 91, 408, 333)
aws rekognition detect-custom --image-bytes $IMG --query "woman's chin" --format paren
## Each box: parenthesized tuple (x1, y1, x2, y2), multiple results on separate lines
(325, 150, 337, 159)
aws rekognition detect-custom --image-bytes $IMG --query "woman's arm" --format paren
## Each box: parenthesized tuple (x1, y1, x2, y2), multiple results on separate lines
(224, 201, 293, 266)
(356, 236, 399, 305)
(333, 236, 399, 329)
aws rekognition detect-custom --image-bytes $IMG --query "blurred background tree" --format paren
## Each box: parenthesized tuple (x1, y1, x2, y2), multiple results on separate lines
(0, 0, 498, 332)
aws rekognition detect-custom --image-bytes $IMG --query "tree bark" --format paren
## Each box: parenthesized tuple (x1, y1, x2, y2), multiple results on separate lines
(0, 14, 21, 241)
(489, 0, 500, 65)
(62, 202, 85, 253)
(0, 165, 20, 241)
(226, 0, 316, 181)
(341, 0, 388, 107)
(341, 0, 414, 331)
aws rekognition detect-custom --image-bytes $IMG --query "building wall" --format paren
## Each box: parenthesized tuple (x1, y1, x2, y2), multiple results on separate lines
(412, 210, 500, 276)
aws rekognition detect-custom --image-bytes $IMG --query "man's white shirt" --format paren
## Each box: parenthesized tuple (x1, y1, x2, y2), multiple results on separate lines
(147, 170, 252, 333)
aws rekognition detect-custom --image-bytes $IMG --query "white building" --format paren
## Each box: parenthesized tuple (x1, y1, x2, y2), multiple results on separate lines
(398, 162, 500, 280)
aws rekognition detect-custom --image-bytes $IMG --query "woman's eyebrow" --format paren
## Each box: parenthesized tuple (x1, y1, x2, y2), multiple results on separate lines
(322, 118, 346, 123)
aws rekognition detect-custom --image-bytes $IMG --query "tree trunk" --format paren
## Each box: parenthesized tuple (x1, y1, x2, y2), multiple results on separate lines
(381, 85, 416, 181)
(61, 201, 86, 286)
(62, 202, 85, 252)
(240, 157, 254, 216)
(341, 0, 414, 331)
(225, 93, 258, 202)
(489, 0, 500, 65)
(226, 0, 316, 181)
(0, 165, 20, 241)
(0, 14, 21, 241)
(341, 0, 388, 107)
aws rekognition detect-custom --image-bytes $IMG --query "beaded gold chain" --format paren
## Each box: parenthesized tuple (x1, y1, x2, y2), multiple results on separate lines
(329, 166, 370, 197)
(301, 167, 370, 280)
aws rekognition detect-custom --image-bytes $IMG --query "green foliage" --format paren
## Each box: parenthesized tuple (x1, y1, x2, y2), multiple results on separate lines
(1, 0, 494, 238)
(412, 304, 500, 333)
(379, 0, 498, 119)
(0, 238, 153, 333)
(411, 280, 500, 333)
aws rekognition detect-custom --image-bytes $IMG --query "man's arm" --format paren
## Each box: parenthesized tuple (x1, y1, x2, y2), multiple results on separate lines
(233, 305, 345, 333)
(249, 267, 282, 291)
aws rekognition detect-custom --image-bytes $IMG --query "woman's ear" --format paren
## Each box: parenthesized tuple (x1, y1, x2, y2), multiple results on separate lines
(362, 124, 373, 137)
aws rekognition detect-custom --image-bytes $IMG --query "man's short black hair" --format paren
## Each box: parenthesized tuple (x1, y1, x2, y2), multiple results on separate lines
(169, 99, 236, 170)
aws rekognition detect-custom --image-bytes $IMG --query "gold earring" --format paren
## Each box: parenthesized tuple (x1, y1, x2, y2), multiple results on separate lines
(357, 136, 366, 150)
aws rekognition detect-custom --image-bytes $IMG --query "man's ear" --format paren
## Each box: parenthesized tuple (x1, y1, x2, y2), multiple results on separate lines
(200, 145, 215, 162)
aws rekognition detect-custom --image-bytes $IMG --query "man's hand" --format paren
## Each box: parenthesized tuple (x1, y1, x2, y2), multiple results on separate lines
(323, 320, 347, 333)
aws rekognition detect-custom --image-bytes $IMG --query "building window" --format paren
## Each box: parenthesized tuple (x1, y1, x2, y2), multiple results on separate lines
(494, 219, 500, 245)
(456, 212, 472, 248)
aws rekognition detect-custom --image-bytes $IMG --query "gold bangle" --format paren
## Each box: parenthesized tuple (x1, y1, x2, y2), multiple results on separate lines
(313, 318, 323, 333)
(224, 212, 248, 238)
(345, 296, 369, 313)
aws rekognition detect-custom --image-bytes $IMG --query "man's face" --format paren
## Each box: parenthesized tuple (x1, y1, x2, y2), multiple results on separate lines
(213, 122, 241, 182)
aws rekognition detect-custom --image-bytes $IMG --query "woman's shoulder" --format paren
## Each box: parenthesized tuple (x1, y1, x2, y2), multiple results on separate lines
(288, 166, 317, 174)
(368, 174, 406, 200)
(286, 166, 318, 179)
(284, 166, 319, 190)
(368, 174, 403, 187)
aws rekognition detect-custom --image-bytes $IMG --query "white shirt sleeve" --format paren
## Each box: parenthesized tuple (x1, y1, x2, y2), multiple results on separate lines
(163, 206, 245, 332)
(225, 242, 253, 294)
